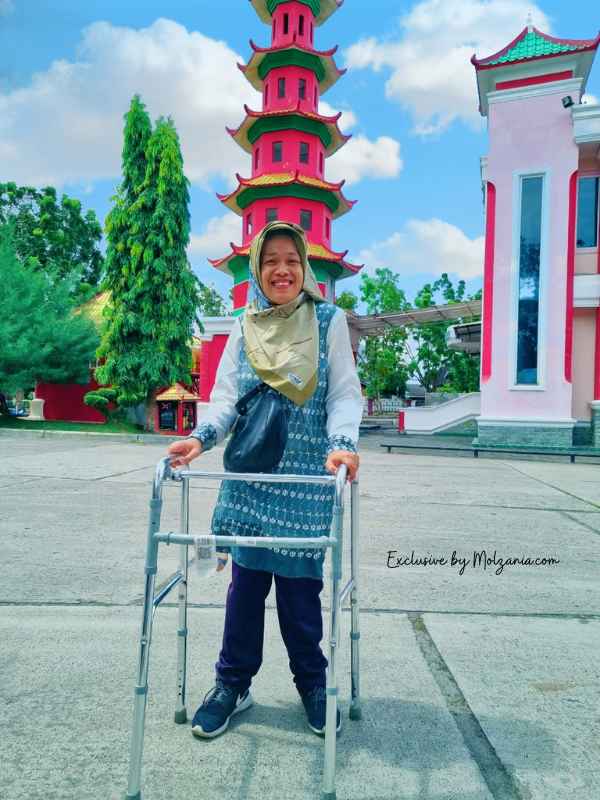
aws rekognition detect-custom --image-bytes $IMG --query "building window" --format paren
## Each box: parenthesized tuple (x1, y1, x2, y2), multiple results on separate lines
(310, 21, 313, 41)
(278, 77, 285, 98)
(325, 216, 331, 238)
(246, 213, 253, 235)
(314, 86, 318, 105)
(299, 141, 309, 163)
(265, 84, 269, 104)
(272, 141, 282, 162)
(266, 208, 278, 222)
(577, 176, 599, 248)
(254, 148, 260, 170)
(283, 13, 289, 35)
(319, 151, 324, 174)
(299, 78, 306, 100)
(516, 175, 544, 385)
(299, 14, 304, 36)
(300, 210, 312, 231)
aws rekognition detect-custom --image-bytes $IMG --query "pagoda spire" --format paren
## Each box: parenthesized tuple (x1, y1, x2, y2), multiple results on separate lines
(211, 0, 362, 313)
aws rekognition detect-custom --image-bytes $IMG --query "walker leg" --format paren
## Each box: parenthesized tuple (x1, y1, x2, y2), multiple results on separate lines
(349, 481, 362, 721)
(125, 496, 162, 800)
(321, 503, 343, 800)
(174, 478, 190, 724)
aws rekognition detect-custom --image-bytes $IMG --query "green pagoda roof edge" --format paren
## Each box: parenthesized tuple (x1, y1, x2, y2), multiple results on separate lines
(250, 0, 343, 28)
(472, 26, 600, 69)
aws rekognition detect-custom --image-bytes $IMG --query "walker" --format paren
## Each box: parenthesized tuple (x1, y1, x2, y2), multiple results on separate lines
(125, 456, 361, 800)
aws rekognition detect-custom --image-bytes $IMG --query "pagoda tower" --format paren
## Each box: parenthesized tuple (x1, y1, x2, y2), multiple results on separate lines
(209, 0, 362, 313)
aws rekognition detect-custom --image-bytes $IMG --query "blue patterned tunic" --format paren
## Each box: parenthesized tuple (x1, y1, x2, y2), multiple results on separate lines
(193, 302, 356, 580)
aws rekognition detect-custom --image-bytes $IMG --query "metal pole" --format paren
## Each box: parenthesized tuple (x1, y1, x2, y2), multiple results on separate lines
(174, 477, 190, 724)
(321, 466, 346, 800)
(349, 480, 362, 721)
(125, 460, 168, 800)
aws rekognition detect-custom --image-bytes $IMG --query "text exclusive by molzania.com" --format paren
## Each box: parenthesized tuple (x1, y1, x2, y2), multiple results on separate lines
(386, 550, 560, 576)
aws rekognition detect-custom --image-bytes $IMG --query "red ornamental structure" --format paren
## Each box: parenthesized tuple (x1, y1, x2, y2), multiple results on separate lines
(209, 0, 362, 314)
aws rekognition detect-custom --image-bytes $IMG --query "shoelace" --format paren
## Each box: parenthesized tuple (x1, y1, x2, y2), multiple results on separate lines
(305, 685, 326, 703)
(202, 682, 237, 709)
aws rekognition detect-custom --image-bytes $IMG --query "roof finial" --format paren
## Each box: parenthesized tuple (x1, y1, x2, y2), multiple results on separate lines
(526, 11, 533, 32)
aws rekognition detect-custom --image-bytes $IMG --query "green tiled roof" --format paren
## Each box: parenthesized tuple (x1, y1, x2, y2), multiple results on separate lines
(487, 29, 593, 65)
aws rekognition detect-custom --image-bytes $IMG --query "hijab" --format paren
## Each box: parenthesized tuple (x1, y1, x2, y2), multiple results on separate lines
(243, 221, 325, 406)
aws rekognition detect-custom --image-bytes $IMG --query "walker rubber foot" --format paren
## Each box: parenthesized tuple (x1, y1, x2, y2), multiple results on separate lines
(321, 792, 336, 800)
(125, 793, 141, 800)
(349, 704, 362, 721)
(174, 708, 187, 724)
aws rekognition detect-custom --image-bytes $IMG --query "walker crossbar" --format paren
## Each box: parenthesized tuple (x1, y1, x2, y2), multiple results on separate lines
(125, 456, 361, 800)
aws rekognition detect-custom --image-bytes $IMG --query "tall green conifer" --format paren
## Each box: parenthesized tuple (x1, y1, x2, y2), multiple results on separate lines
(97, 99, 200, 429)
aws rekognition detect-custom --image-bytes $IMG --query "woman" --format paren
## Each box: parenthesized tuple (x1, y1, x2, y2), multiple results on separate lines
(168, 220, 362, 739)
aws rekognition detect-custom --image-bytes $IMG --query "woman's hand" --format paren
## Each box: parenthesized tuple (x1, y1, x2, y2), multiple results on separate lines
(325, 450, 359, 482)
(167, 437, 202, 469)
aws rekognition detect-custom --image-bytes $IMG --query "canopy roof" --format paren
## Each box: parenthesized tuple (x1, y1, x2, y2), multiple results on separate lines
(227, 103, 350, 156)
(217, 170, 356, 218)
(75, 290, 110, 327)
(472, 26, 600, 70)
(345, 300, 482, 337)
(239, 41, 345, 94)
(156, 382, 200, 402)
(249, 0, 343, 27)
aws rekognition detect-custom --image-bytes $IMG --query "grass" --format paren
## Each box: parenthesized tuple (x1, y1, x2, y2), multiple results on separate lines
(0, 416, 146, 434)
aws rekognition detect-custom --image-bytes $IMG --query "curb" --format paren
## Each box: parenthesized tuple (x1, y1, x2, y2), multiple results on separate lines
(0, 428, 185, 445)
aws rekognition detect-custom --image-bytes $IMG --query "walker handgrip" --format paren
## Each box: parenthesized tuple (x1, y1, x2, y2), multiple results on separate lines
(153, 457, 173, 500)
(335, 463, 347, 507)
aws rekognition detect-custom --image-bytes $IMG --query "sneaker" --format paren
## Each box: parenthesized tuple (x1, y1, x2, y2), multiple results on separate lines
(299, 685, 342, 736)
(191, 679, 253, 738)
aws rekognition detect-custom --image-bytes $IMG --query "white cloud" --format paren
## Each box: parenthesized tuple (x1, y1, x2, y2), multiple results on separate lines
(328, 135, 403, 185)
(345, 0, 550, 136)
(318, 101, 402, 185)
(188, 213, 240, 260)
(359, 218, 484, 280)
(582, 93, 599, 106)
(0, 18, 258, 187)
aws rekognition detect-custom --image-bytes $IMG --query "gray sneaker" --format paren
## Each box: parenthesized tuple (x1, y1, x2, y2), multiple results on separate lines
(191, 679, 253, 738)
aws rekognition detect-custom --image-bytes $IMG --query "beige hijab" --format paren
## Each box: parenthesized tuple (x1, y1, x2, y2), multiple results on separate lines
(243, 221, 325, 406)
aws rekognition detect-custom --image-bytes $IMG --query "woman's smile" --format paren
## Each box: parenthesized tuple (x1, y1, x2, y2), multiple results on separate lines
(260, 234, 304, 305)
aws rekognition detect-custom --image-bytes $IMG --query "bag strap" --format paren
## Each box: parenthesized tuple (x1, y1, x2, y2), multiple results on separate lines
(235, 382, 269, 415)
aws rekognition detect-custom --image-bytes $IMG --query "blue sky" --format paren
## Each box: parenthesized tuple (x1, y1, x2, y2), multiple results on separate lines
(1, 0, 598, 308)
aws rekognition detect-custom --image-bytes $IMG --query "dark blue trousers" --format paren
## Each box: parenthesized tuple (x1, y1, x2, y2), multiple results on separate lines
(215, 560, 328, 694)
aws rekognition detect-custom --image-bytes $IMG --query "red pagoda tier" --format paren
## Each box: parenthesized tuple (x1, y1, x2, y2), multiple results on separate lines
(211, 0, 362, 314)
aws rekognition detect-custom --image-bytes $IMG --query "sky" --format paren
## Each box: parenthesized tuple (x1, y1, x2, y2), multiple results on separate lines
(1, 0, 599, 309)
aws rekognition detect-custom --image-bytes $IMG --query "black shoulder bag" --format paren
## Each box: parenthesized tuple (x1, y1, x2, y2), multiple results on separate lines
(223, 382, 288, 473)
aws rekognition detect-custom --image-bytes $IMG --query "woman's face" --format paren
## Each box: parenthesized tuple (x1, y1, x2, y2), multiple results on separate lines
(260, 235, 304, 305)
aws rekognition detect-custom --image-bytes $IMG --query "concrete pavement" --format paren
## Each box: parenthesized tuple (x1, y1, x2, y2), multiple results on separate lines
(1, 432, 599, 799)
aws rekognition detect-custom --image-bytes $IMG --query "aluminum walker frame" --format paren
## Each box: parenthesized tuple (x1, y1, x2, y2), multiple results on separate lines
(125, 456, 361, 800)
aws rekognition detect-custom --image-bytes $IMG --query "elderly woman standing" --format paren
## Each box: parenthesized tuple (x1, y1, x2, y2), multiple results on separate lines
(168, 220, 362, 739)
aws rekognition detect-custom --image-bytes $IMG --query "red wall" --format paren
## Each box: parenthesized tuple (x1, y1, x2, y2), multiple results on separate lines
(199, 335, 229, 401)
(36, 376, 105, 423)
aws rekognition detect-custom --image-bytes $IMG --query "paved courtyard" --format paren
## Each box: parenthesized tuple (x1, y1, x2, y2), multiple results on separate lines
(1, 430, 599, 800)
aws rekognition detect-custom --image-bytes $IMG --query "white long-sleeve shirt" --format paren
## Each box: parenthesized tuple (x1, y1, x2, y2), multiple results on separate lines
(193, 306, 363, 451)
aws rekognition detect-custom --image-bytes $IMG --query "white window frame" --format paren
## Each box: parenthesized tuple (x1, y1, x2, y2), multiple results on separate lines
(509, 168, 550, 391)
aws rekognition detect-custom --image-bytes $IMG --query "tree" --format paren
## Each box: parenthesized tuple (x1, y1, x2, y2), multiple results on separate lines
(97, 103, 201, 430)
(197, 280, 230, 319)
(0, 227, 99, 395)
(358, 268, 411, 400)
(335, 290, 359, 312)
(0, 182, 104, 299)
(407, 273, 480, 393)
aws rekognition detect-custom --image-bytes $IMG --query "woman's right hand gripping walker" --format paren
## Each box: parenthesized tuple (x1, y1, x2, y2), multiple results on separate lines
(167, 438, 229, 572)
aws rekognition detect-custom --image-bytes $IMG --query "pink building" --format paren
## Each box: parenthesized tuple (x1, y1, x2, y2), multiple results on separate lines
(197, 0, 362, 399)
(473, 24, 600, 447)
